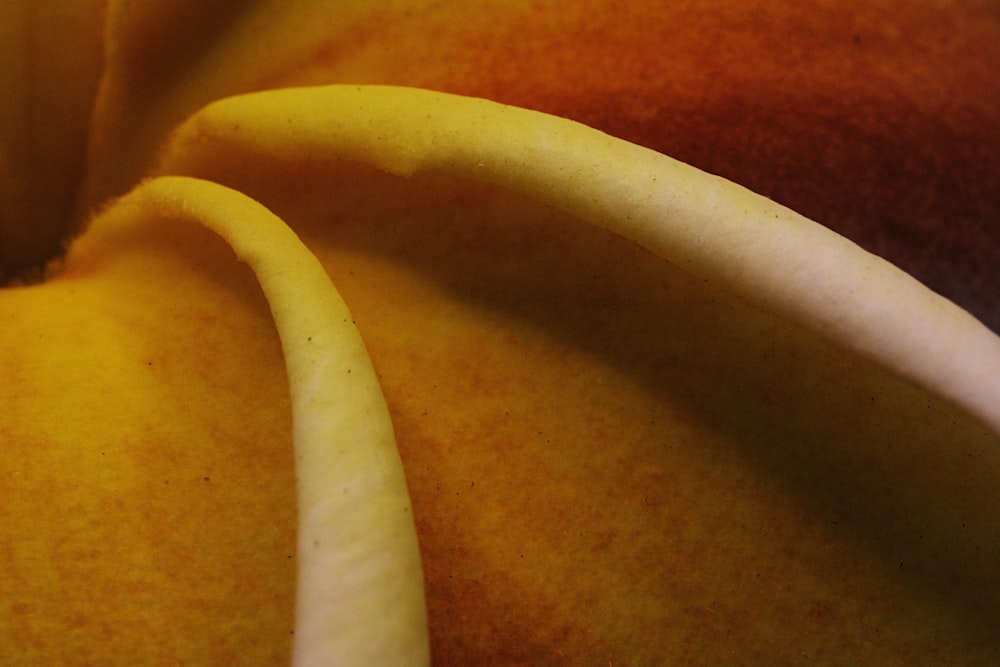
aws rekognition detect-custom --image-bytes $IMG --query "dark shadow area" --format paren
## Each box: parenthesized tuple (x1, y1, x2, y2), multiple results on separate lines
(294, 166, 1000, 652)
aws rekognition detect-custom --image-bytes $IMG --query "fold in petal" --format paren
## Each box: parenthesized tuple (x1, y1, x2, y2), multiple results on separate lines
(114, 176, 428, 665)
(79, 0, 1000, 328)
(157, 85, 1000, 433)
(0, 0, 106, 281)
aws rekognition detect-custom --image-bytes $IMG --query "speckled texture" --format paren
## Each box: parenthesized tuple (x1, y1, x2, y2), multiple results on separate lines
(3, 2, 999, 664)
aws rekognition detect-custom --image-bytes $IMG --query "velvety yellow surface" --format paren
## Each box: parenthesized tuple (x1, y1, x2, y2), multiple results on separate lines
(2, 1, 999, 664)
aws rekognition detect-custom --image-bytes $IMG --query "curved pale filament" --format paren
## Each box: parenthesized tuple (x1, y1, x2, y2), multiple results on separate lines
(106, 176, 429, 667)
(156, 84, 1000, 436)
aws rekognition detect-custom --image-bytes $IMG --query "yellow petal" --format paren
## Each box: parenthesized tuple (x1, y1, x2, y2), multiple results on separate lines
(3, 1, 1000, 664)
(0, 210, 297, 661)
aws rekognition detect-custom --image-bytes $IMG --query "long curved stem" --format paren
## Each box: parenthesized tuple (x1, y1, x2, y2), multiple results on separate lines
(158, 84, 1000, 435)
(109, 175, 429, 667)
